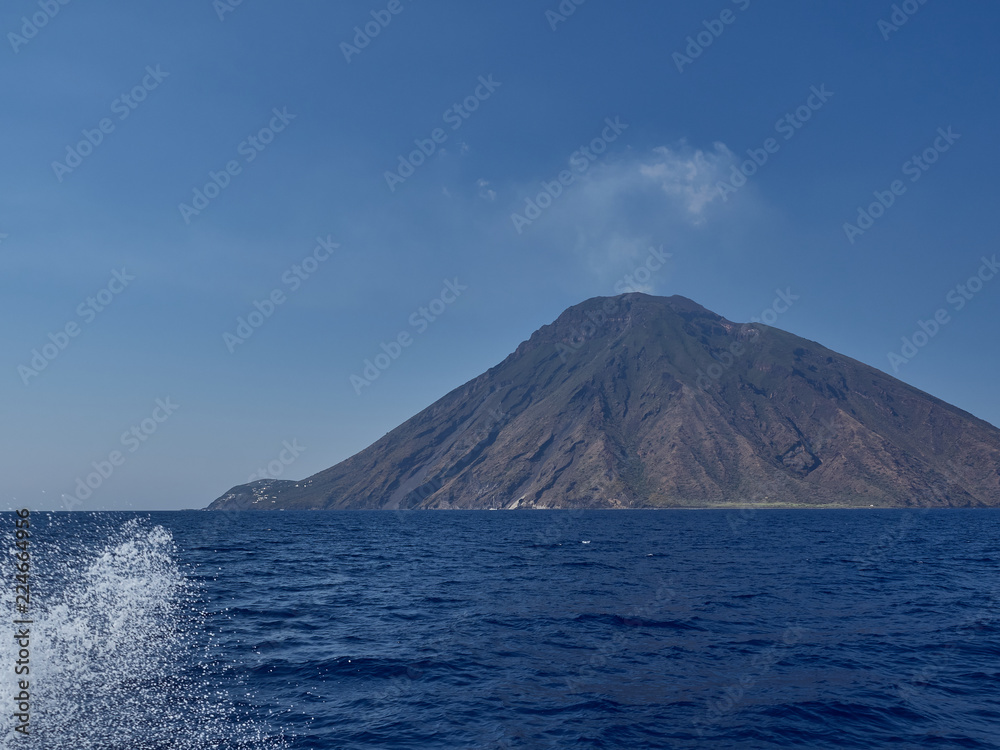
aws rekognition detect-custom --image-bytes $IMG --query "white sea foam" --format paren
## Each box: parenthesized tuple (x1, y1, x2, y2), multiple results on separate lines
(1, 516, 286, 749)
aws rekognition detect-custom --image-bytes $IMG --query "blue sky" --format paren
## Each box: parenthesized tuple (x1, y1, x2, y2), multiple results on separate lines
(2, 0, 998, 510)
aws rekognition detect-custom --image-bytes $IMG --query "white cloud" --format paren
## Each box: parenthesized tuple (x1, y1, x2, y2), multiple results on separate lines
(638, 141, 733, 222)
(477, 178, 497, 201)
(500, 139, 757, 291)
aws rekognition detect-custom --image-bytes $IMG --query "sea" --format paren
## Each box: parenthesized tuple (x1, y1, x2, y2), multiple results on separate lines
(1, 509, 998, 749)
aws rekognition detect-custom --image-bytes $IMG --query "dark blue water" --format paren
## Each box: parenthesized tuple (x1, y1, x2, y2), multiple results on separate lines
(4, 510, 1000, 748)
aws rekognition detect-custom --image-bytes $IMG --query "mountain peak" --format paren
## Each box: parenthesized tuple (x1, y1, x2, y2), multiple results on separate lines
(556, 292, 725, 325)
(209, 295, 1000, 511)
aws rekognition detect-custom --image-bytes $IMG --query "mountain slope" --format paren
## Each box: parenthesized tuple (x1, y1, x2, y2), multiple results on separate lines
(208, 294, 1000, 510)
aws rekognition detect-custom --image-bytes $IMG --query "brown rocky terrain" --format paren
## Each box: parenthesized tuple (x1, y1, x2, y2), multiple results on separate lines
(208, 294, 1000, 510)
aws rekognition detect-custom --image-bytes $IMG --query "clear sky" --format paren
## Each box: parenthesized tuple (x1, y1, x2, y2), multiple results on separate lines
(2, 0, 998, 511)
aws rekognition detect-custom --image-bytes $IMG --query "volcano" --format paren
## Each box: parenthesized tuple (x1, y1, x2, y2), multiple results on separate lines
(208, 293, 1000, 510)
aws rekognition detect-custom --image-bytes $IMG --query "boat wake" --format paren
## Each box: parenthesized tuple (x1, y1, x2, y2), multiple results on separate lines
(1, 516, 286, 749)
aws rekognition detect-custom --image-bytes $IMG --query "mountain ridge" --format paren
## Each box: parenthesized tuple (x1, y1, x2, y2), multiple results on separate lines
(208, 293, 1000, 510)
